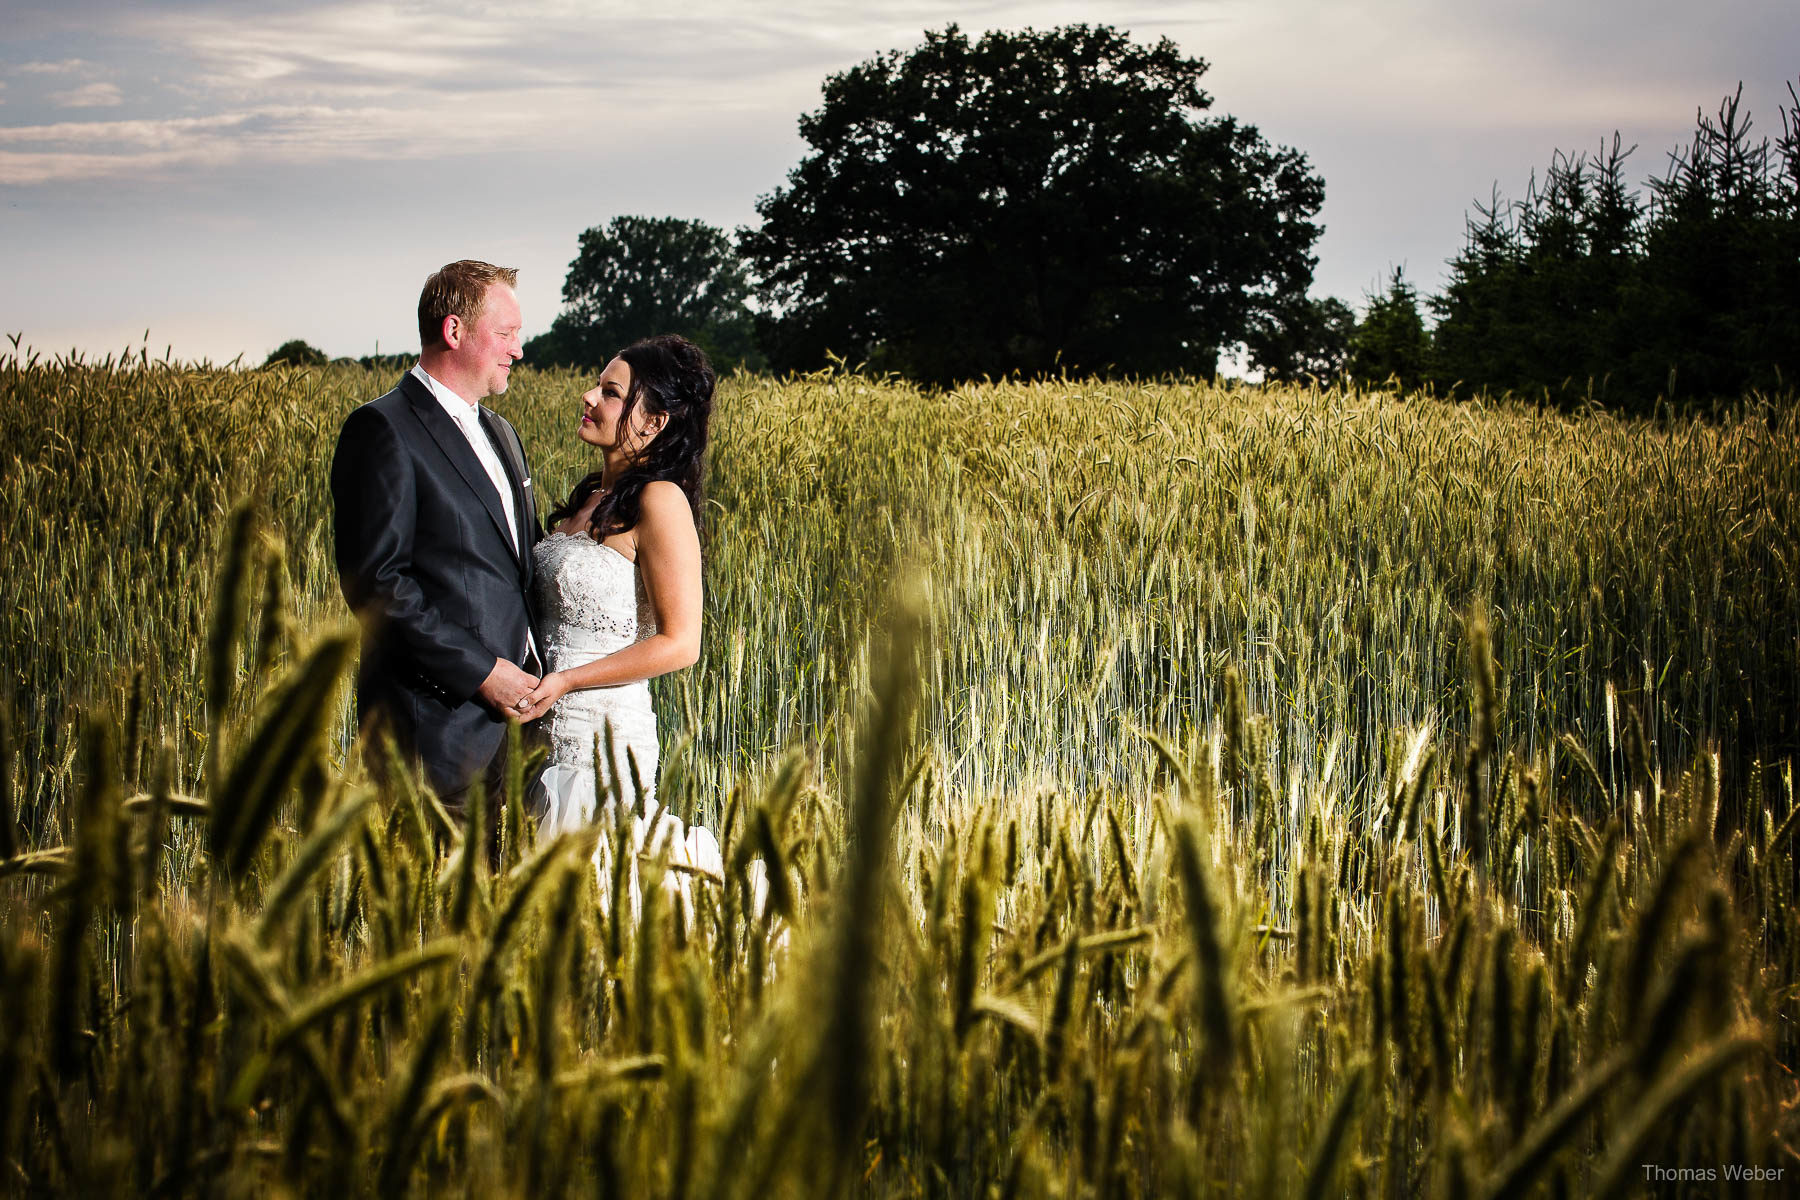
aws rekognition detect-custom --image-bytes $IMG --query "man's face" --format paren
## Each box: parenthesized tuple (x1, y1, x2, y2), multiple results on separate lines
(450, 282, 523, 399)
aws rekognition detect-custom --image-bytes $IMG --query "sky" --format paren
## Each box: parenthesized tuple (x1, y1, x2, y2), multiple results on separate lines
(2, 0, 1795, 366)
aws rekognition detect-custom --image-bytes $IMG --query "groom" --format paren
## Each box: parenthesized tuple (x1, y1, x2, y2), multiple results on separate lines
(330, 259, 542, 808)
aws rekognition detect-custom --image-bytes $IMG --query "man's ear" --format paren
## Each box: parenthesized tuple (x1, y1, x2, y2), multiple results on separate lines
(441, 314, 462, 349)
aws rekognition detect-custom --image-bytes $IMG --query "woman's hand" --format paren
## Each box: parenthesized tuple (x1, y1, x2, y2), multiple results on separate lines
(514, 671, 571, 723)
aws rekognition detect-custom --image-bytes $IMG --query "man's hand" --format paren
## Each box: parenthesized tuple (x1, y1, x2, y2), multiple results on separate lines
(476, 658, 540, 721)
(513, 671, 572, 723)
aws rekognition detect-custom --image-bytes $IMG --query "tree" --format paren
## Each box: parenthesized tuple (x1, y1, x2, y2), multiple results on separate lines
(526, 216, 762, 372)
(1430, 84, 1800, 410)
(740, 24, 1325, 384)
(1244, 294, 1355, 383)
(1350, 269, 1431, 393)
(1624, 84, 1800, 404)
(263, 339, 327, 368)
(1431, 141, 1642, 403)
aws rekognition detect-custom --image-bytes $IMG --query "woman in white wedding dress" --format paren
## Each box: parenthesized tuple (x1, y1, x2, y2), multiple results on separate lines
(512, 334, 725, 912)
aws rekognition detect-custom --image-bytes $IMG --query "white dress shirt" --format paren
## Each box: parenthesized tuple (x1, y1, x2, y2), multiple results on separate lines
(411, 363, 538, 663)
(412, 363, 521, 554)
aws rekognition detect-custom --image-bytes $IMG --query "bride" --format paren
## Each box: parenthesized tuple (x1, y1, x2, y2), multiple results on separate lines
(513, 333, 724, 909)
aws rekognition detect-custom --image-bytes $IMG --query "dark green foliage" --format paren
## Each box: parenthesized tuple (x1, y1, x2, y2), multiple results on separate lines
(741, 24, 1324, 383)
(1350, 268, 1432, 392)
(1246, 293, 1356, 384)
(261, 340, 328, 368)
(526, 216, 762, 373)
(1625, 86, 1800, 404)
(1431, 84, 1800, 410)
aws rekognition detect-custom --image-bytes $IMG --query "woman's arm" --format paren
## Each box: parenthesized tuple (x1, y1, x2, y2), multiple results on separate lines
(514, 480, 701, 720)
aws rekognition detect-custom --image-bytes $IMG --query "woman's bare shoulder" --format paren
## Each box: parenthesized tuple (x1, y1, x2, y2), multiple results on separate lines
(634, 480, 697, 545)
(639, 479, 693, 518)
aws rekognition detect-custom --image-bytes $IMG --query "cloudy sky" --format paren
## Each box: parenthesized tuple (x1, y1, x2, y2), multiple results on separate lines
(2, 1, 1794, 365)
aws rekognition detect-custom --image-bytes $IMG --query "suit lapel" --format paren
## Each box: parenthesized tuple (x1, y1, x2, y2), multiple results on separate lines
(479, 408, 537, 587)
(401, 374, 519, 564)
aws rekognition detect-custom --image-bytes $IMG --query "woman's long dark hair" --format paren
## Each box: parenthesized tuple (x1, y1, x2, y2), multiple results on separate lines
(546, 334, 715, 540)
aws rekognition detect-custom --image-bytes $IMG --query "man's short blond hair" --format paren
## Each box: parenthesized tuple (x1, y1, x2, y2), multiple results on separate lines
(418, 260, 520, 350)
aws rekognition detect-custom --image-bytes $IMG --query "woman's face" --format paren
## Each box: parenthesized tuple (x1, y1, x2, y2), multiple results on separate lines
(579, 357, 665, 455)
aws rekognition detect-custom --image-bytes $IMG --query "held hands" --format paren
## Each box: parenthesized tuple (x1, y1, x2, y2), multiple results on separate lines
(476, 658, 542, 723)
(512, 671, 570, 723)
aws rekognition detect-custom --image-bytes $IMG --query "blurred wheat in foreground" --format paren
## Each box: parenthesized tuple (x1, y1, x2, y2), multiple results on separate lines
(2, 344, 1798, 1196)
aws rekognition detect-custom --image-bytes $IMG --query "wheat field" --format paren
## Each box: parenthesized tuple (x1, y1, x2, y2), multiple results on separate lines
(2, 343, 1797, 1196)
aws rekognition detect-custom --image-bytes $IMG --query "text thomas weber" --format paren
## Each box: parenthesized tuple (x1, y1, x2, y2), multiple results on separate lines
(1641, 1164, 1785, 1184)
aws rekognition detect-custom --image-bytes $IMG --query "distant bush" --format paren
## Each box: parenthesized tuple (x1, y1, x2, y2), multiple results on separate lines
(262, 339, 328, 368)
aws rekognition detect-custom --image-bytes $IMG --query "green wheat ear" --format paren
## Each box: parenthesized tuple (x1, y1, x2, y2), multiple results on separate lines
(377, 993, 455, 1196)
(1172, 813, 1235, 1080)
(254, 787, 376, 946)
(816, 569, 925, 1178)
(1586, 1032, 1762, 1200)
(208, 630, 355, 876)
(448, 772, 490, 934)
(51, 712, 119, 1080)
(1302, 1060, 1368, 1200)
(0, 686, 18, 863)
(1463, 606, 1499, 881)
(204, 501, 260, 788)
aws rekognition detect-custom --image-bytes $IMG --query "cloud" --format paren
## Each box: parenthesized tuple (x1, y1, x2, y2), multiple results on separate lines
(1200, 0, 1798, 135)
(0, 91, 667, 184)
(47, 81, 122, 108)
(0, 111, 258, 147)
(151, 2, 861, 100)
(14, 58, 92, 75)
(0, 0, 864, 186)
(0, 0, 1223, 187)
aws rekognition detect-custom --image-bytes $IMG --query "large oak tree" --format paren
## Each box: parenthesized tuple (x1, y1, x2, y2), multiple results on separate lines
(741, 25, 1325, 384)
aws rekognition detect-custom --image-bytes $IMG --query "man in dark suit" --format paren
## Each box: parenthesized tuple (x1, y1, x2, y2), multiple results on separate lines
(330, 259, 542, 808)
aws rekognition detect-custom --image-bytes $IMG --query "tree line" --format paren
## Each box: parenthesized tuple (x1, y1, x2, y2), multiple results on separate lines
(523, 26, 1318, 388)
(1345, 84, 1800, 411)
(270, 25, 1797, 411)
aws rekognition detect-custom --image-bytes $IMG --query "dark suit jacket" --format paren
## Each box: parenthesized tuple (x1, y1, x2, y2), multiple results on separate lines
(330, 371, 542, 799)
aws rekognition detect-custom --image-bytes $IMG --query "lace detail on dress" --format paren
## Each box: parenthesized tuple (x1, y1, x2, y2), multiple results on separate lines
(532, 531, 661, 800)
(534, 531, 657, 648)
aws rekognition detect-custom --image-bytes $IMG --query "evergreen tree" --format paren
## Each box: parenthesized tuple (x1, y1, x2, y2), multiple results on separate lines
(1350, 269, 1431, 392)
(1431, 83, 1799, 411)
(1623, 85, 1800, 404)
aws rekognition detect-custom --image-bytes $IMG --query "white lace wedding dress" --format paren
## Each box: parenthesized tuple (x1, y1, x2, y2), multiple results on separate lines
(530, 529, 725, 912)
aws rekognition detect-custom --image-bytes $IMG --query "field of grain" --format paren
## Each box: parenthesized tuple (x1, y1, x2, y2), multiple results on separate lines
(2, 344, 1798, 1196)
